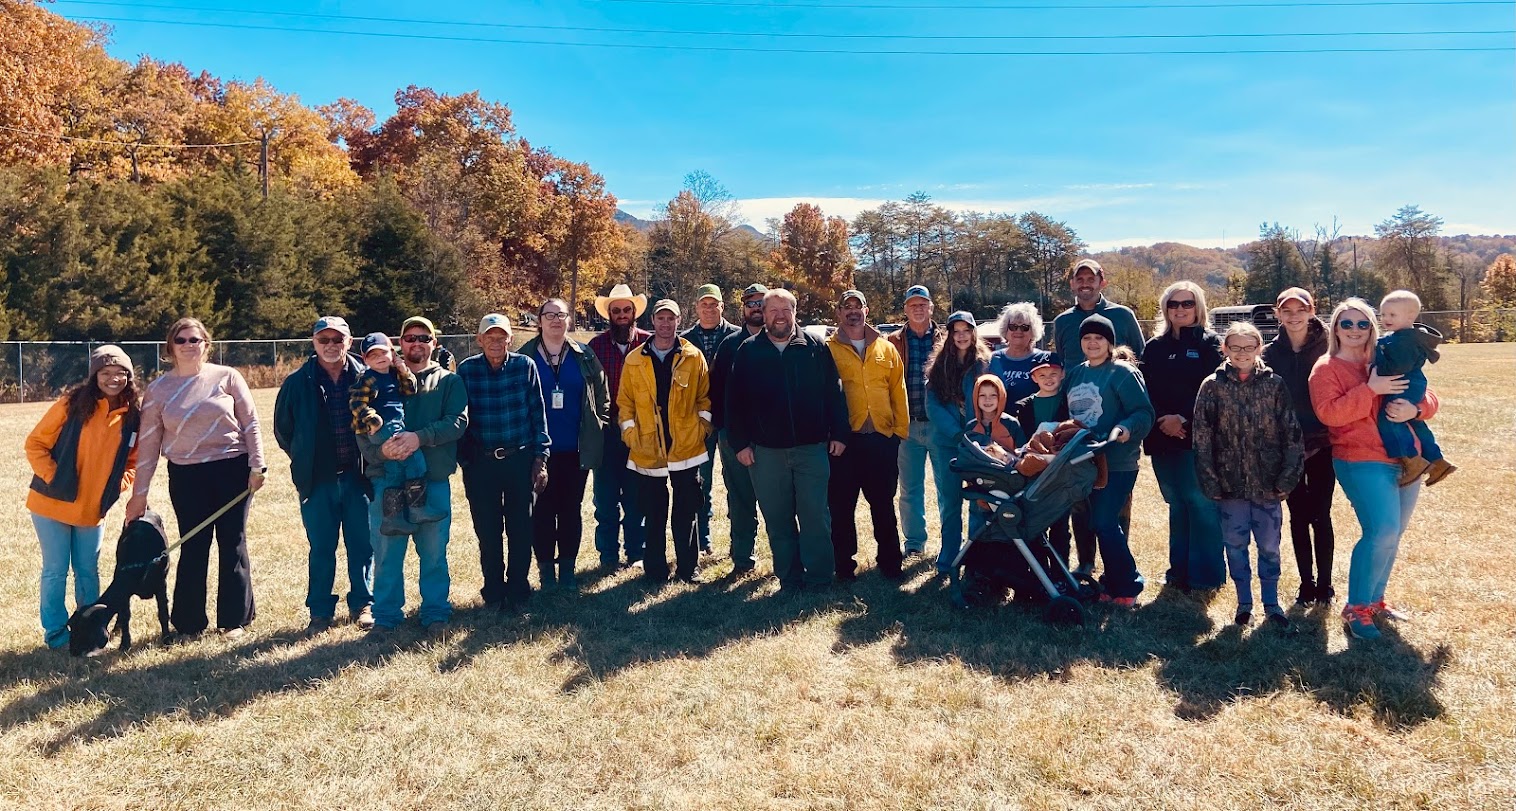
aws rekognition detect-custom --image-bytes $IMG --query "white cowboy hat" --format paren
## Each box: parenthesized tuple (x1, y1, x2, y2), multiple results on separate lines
(595, 283, 648, 320)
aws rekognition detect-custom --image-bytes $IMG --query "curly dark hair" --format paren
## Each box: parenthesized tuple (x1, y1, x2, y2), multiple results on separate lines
(64, 370, 141, 425)
(926, 323, 991, 407)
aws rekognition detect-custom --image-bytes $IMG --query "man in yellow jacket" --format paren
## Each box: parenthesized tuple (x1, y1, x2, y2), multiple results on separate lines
(826, 290, 910, 580)
(618, 299, 713, 584)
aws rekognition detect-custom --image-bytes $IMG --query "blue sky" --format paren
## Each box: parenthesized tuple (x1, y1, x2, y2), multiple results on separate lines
(56, 0, 1515, 248)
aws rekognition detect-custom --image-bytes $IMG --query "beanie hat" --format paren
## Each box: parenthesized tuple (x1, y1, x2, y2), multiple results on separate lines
(1079, 314, 1116, 345)
(89, 345, 133, 379)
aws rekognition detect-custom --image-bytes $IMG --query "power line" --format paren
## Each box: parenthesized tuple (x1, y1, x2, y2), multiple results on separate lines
(0, 124, 259, 148)
(48, 1, 1516, 41)
(67, 15, 1516, 54)
(586, 0, 1512, 8)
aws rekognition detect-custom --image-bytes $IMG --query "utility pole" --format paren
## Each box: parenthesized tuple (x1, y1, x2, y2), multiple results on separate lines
(1350, 237, 1359, 297)
(258, 127, 272, 199)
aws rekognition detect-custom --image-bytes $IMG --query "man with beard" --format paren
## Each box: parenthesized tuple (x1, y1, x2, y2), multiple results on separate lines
(274, 316, 374, 635)
(356, 315, 468, 637)
(680, 284, 740, 556)
(587, 283, 651, 569)
(621, 300, 712, 584)
(726, 288, 849, 593)
(708, 283, 768, 573)
(1050, 258, 1144, 577)
(825, 290, 909, 581)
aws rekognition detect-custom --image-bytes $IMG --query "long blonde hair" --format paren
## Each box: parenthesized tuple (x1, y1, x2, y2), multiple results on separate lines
(1326, 297, 1379, 357)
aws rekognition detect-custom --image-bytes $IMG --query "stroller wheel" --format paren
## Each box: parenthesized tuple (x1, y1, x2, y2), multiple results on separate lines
(1044, 595, 1085, 626)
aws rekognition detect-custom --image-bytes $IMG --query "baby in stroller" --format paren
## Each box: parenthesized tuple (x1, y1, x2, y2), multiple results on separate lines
(950, 418, 1114, 625)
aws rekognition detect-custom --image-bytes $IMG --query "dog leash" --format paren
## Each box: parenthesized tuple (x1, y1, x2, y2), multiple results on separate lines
(120, 487, 253, 571)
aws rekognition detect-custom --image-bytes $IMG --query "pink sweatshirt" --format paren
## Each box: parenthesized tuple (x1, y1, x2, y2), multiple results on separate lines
(1308, 353, 1439, 465)
(133, 363, 266, 497)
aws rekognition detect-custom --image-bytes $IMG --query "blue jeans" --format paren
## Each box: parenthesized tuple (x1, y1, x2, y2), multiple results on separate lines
(33, 514, 102, 648)
(368, 479, 453, 628)
(750, 443, 834, 590)
(1334, 459, 1422, 607)
(1218, 499, 1283, 609)
(1090, 469, 1145, 599)
(298, 469, 374, 619)
(898, 421, 963, 571)
(593, 428, 645, 565)
(696, 432, 718, 552)
(1151, 451, 1225, 590)
(377, 420, 428, 482)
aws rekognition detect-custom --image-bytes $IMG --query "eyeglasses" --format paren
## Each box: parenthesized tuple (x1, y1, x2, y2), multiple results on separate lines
(173, 336, 205, 345)
(743, 300, 765, 309)
(314, 335, 345, 346)
(402, 334, 434, 343)
(1005, 323, 1032, 332)
(1338, 319, 1373, 331)
(540, 312, 571, 321)
(1224, 343, 1260, 352)
(1166, 299, 1197, 310)
(839, 303, 863, 311)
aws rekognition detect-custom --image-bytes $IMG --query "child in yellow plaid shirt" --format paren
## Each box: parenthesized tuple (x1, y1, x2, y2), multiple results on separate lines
(350, 333, 445, 534)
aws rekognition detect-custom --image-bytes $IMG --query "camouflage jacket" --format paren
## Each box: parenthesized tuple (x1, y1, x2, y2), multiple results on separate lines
(1192, 360, 1304, 502)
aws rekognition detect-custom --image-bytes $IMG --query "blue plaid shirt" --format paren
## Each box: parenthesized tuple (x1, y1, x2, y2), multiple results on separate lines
(318, 365, 359, 471)
(905, 322, 939, 420)
(456, 352, 551, 458)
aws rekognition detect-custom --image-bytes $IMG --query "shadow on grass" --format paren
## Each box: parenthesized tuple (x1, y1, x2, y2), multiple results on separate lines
(0, 629, 396, 754)
(833, 577, 1449, 730)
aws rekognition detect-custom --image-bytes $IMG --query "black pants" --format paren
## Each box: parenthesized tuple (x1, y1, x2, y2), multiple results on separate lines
(637, 468, 701, 581)
(462, 452, 535, 605)
(1046, 509, 1074, 569)
(1070, 491, 1131, 570)
(166, 454, 256, 634)
(828, 431, 903, 577)
(532, 452, 589, 575)
(1287, 449, 1337, 591)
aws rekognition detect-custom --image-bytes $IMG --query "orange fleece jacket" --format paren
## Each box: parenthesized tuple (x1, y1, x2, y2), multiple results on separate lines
(26, 397, 138, 526)
(1308, 354, 1439, 465)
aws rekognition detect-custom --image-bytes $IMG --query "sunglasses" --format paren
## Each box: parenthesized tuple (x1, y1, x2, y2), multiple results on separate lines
(1166, 299, 1197, 310)
(743, 300, 765, 309)
(1005, 323, 1032, 332)
(839, 303, 863, 311)
(609, 306, 636, 316)
(1338, 319, 1373, 331)
(402, 334, 433, 343)
(314, 335, 345, 345)
(173, 336, 205, 345)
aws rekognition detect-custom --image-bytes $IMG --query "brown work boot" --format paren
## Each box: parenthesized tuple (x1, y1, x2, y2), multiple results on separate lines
(1396, 456, 1430, 487)
(1423, 458, 1457, 486)
(351, 605, 375, 631)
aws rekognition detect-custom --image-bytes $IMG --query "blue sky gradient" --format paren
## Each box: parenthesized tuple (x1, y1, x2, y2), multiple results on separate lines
(56, 0, 1515, 247)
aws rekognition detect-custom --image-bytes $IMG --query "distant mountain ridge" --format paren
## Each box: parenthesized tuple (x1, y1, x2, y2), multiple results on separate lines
(615, 208, 766, 240)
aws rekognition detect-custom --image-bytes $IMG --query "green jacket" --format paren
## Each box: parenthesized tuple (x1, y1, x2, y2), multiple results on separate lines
(356, 361, 469, 482)
(517, 336, 609, 470)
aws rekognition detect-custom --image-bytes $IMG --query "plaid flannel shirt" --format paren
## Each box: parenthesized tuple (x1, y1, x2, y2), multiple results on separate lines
(456, 352, 551, 458)
(588, 327, 650, 424)
(349, 365, 417, 434)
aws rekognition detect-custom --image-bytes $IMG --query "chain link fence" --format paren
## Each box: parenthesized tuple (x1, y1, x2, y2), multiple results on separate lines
(0, 332, 514, 404)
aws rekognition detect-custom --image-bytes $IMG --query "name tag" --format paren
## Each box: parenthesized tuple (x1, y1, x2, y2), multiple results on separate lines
(1185, 349, 1200, 359)
(551, 388, 565, 410)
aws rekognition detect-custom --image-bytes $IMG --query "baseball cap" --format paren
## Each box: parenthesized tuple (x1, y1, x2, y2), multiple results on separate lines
(1071, 258, 1105, 278)
(360, 332, 392, 355)
(1030, 355, 1065, 376)
(903, 285, 931, 304)
(402, 315, 437, 335)
(313, 316, 350, 337)
(1275, 287, 1314, 309)
(840, 289, 867, 307)
(945, 310, 977, 329)
(742, 283, 770, 299)
(477, 313, 511, 335)
(653, 299, 681, 317)
(695, 284, 722, 302)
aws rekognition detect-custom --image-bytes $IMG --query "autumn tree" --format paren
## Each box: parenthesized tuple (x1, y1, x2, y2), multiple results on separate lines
(1243, 223, 1311, 304)
(1479, 254, 1516, 340)
(771, 203, 855, 322)
(0, 0, 111, 166)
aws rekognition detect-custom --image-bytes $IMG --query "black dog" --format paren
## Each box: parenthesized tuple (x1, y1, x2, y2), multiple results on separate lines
(67, 511, 171, 656)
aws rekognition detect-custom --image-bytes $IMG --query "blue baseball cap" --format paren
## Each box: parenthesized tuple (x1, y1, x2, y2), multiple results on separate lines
(903, 285, 931, 304)
(946, 310, 977, 329)
(313, 315, 350, 337)
(360, 332, 392, 355)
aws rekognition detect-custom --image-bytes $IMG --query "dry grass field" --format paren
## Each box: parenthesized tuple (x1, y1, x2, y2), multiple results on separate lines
(0, 343, 1512, 809)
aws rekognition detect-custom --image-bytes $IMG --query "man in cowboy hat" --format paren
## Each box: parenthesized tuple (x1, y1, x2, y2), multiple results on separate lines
(587, 283, 651, 569)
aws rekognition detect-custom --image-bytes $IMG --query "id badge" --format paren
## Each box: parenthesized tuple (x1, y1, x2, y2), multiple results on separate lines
(551, 388, 565, 410)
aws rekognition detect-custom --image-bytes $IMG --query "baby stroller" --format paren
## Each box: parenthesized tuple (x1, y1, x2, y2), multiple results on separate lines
(948, 428, 1111, 625)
